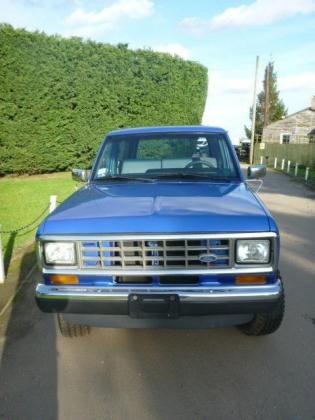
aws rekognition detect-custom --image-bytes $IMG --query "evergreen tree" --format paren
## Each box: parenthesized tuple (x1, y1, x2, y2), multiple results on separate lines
(245, 62, 287, 140)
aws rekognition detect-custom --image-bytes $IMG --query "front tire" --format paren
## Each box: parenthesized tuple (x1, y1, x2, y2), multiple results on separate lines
(57, 314, 91, 338)
(239, 282, 285, 336)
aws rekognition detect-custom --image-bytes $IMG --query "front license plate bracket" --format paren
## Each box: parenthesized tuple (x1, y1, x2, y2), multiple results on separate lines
(129, 294, 180, 319)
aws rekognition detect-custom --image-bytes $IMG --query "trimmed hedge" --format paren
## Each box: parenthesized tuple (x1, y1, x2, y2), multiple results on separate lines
(0, 24, 208, 174)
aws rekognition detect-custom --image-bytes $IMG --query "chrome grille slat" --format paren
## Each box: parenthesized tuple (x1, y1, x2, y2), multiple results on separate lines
(82, 255, 230, 262)
(79, 236, 231, 271)
(163, 240, 166, 268)
(185, 239, 188, 269)
(142, 240, 146, 268)
(81, 245, 229, 252)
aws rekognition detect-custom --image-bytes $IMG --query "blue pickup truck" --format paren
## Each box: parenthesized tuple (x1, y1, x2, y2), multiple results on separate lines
(35, 126, 284, 337)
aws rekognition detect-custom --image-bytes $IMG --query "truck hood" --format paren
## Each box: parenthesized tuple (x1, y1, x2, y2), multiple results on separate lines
(38, 181, 272, 235)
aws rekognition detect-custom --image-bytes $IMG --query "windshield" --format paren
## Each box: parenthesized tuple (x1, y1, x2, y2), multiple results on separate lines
(93, 133, 239, 181)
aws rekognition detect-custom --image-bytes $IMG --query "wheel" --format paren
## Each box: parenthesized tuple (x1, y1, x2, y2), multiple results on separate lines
(57, 314, 91, 337)
(185, 159, 215, 169)
(239, 281, 285, 336)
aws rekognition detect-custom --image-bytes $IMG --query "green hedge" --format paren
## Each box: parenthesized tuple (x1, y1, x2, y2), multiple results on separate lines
(0, 24, 207, 174)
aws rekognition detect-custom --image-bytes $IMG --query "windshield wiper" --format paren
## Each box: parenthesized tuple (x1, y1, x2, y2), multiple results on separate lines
(154, 173, 234, 181)
(94, 173, 234, 183)
(94, 175, 155, 183)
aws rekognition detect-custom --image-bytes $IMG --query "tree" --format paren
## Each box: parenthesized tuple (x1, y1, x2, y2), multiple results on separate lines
(245, 62, 287, 140)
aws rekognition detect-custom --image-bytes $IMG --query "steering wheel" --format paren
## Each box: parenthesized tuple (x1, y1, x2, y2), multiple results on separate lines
(185, 159, 215, 169)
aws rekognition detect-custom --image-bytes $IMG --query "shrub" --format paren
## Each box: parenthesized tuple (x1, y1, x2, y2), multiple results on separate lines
(0, 25, 208, 174)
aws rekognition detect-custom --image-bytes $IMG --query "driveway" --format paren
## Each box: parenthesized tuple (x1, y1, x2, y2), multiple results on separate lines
(0, 170, 315, 419)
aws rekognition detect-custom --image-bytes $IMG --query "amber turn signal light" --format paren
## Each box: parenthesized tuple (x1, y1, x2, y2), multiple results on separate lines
(235, 275, 267, 285)
(49, 275, 78, 285)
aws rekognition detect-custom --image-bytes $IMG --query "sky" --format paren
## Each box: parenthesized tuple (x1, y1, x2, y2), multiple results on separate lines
(1, 0, 315, 143)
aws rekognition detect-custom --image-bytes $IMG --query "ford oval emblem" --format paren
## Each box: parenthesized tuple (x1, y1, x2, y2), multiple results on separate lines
(199, 253, 217, 263)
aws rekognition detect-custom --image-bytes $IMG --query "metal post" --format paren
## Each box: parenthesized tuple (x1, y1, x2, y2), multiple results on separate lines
(274, 157, 277, 169)
(287, 161, 291, 173)
(250, 56, 259, 165)
(260, 156, 263, 164)
(281, 159, 285, 170)
(295, 163, 299, 177)
(0, 227, 5, 283)
(49, 195, 57, 213)
(305, 167, 309, 182)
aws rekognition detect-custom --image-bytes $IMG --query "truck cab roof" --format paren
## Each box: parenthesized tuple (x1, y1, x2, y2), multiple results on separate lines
(107, 125, 227, 137)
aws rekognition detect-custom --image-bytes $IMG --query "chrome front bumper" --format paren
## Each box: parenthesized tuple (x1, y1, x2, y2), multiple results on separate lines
(36, 280, 282, 304)
(35, 281, 283, 328)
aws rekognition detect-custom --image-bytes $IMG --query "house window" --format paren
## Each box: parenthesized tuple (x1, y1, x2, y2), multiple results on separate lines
(308, 129, 315, 144)
(280, 133, 291, 144)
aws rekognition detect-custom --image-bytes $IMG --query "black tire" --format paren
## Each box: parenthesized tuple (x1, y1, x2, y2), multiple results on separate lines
(239, 282, 285, 336)
(57, 314, 91, 338)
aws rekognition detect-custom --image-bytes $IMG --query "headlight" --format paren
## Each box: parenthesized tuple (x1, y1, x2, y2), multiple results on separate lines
(236, 239, 270, 264)
(43, 242, 76, 265)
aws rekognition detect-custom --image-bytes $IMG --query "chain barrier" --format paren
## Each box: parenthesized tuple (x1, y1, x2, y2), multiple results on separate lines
(0, 204, 50, 235)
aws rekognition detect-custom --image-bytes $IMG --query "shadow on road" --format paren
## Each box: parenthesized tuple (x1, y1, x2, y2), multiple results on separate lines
(70, 321, 289, 419)
(3, 232, 16, 276)
(0, 248, 58, 420)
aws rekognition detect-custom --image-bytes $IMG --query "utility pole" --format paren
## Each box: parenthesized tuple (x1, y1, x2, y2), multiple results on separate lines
(264, 62, 270, 127)
(250, 55, 259, 165)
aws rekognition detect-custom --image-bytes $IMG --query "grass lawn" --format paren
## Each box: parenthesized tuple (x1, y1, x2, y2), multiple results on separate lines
(283, 165, 315, 182)
(295, 166, 315, 180)
(0, 172, 77, 268)
(272, 165, 315, 182)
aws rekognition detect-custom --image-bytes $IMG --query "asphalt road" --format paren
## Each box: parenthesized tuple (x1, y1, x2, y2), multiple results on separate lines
(1, 170, 315, 420)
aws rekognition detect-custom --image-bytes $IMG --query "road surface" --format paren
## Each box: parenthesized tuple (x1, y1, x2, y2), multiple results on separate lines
(1, 170, 315, 419)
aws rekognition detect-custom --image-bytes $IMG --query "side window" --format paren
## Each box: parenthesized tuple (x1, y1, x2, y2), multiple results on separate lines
(116, 140, 132, 174)
(95, 140, 132, 177)
(95, 142, 113, 178)
(217, 136, 237, 175)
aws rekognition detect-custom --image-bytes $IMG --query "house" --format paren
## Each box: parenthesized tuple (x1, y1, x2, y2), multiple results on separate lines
(262, 96, 315, 144)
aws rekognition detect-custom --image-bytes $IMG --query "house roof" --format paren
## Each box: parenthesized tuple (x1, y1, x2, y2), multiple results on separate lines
(264, 107, 314, 129)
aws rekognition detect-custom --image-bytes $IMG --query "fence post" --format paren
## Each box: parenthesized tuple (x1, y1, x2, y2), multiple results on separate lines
(287, 160, 291, 173)
(281, 159, 285, 170)
(305, 167, 309, 182)
(49, 195, 57, 213)
(294, 163, 299, 177)
(260, 156, 263, 164)
(274, 157, 277, 169)
(0, 227, 5, 284)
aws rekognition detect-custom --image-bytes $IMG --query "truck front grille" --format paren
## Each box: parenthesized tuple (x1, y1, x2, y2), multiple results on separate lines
(79, 237, 231, 271)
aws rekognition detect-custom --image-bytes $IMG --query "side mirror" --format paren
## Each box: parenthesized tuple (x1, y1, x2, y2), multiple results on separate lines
(72, 168, 90, 182)
(247, 164, 266, 179)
